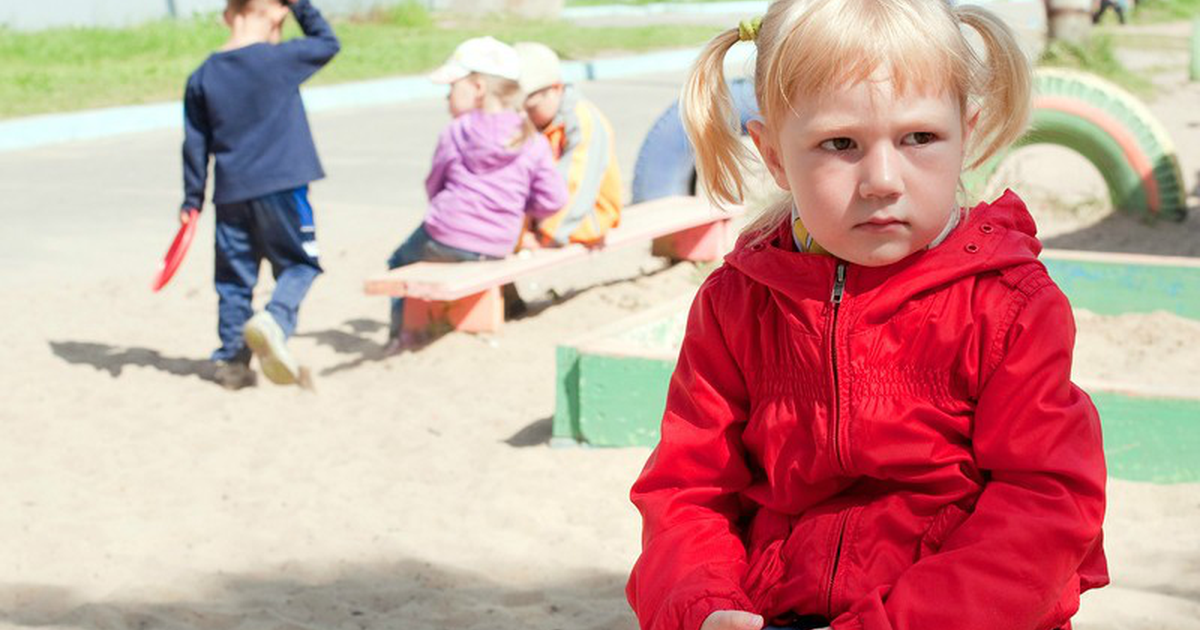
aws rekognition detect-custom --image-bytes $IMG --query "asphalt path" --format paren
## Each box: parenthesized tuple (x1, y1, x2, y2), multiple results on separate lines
(0, 70, 693, 290)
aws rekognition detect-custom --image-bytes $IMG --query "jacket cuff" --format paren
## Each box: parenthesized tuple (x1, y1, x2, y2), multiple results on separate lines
(679, 595, 756, 630)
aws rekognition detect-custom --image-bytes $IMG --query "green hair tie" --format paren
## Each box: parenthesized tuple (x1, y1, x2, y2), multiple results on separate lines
(738, 16, 762, 42)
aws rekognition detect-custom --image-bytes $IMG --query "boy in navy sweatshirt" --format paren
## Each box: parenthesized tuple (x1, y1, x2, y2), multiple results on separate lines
(180, 0, 339, 390)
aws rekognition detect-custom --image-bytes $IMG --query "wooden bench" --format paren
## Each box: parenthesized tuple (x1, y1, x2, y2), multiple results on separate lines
(363, 195, 745, 335)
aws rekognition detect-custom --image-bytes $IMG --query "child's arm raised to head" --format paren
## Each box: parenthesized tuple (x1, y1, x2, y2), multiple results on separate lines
(832, 283, 1106, 630)
(278, 0, 340, 85)
(627, 269, 758, 630)
(181, 74, 210, 212)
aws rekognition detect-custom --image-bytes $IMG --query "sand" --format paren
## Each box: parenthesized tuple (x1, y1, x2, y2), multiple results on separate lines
(2, 34, 1200, 630)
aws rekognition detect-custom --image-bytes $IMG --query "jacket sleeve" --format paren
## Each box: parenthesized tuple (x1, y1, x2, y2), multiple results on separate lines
(424, 126, 458, 201)
(525, 136, 569, 218)
(832, 281, 1107, 630)
(627, 270, 758, 630)
(181, 75, 210, 211)
(278, 0, 340, 85)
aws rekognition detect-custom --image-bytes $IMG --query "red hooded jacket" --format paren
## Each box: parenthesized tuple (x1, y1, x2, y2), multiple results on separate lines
(626, 192, 1108, 630)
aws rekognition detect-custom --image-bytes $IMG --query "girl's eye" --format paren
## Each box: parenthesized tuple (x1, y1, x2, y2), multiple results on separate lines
(819, 137, 856, 151)
(903, 132, 937, 146)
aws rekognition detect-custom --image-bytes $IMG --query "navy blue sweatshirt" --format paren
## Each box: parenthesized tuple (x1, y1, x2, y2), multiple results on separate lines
(181, 0, 339, 210)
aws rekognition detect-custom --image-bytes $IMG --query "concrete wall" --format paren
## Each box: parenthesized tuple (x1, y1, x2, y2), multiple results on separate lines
(0, 0, 440, 31)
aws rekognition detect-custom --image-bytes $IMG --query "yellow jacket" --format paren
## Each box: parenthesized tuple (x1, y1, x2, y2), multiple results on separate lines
(535, 86, 623, 246)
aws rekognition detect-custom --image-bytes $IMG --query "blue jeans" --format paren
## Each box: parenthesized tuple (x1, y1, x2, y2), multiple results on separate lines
(212, 187, 322, 363)
(386, 225, 497, 339)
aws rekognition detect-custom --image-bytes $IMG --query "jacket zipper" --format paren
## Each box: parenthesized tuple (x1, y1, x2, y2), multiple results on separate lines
(826, 507, 853, 618)
(825, 263, 850, 619)
(829, 262, 847, 472)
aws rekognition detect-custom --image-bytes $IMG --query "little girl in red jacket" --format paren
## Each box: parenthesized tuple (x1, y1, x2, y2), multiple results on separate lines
(625, 1, 1108, 630)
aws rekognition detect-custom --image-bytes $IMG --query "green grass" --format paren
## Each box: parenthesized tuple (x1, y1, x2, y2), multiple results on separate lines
(1037, 34, 1156, 98)
(0, 3, 721, 119)
(1129, 0, 1200, 23)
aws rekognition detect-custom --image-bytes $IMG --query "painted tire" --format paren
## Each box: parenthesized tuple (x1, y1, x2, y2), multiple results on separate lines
(967, 68, 1186, 220)
(631, 78, 758, 203)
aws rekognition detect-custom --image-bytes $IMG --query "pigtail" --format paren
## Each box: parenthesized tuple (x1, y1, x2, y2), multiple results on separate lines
(954, 4, 1032, 169)
(682, 28, 753, 209)
(474, 73, 542, 150)
(508, 113, 540, 150)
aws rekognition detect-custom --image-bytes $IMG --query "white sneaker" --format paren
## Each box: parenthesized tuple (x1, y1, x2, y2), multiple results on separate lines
(243, 311, 302, 386)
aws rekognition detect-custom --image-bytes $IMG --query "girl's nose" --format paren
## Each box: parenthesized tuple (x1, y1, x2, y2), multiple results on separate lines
(858, 144, 903, 199)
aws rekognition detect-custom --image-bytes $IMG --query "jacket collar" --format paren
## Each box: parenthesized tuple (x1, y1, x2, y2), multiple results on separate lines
(724, 190, 1043, 305)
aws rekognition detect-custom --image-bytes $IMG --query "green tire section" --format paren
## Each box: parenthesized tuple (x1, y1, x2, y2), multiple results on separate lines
(966, 68, 1186, 221)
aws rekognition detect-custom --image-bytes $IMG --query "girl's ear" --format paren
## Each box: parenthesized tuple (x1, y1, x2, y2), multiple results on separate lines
(471, 76, 489, 108)
(962, 103, 981, 149)
(747, 119, 791, 191)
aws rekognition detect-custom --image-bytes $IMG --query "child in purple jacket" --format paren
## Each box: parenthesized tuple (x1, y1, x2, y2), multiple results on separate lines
(385, 36, 568, 353)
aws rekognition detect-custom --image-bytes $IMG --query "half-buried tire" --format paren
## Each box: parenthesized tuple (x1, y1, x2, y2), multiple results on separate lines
(631, 78, 757, 203)
(966, 68, 1186, 221)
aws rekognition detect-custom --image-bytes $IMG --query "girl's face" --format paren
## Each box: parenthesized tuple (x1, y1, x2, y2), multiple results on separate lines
(751, 73, 974, 267)
(447, 76, 485, 118)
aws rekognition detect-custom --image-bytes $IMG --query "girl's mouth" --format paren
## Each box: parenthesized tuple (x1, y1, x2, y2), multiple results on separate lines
(857, 217, 906, 231)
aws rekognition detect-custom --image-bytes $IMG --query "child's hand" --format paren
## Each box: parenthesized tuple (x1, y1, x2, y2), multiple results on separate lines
(180, 209, 197, 225)
(701, 610, 764, 630)
(518, 231, 542, 252)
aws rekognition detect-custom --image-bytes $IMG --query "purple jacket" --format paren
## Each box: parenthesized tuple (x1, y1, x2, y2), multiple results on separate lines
(422, 110, 568, 258)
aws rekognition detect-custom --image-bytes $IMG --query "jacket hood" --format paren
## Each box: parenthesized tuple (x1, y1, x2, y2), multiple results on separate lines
(450, 109, 526, 173)
(724, 190, 1044, 305)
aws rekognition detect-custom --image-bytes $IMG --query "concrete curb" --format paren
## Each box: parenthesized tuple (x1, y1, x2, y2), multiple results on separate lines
(561, 0, 766, 19)
(0, 43, 755, 153)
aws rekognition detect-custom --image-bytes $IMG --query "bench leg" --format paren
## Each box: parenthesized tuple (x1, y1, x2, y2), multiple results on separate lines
(651, 219, 733, 262)
(403, 287, 504, 335)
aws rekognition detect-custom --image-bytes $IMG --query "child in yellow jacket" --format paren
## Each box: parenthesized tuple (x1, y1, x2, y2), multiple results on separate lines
(515, 42, 623, 247)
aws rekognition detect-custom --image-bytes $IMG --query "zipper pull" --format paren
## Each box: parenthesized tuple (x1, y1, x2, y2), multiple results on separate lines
(831, 262, 846, 304)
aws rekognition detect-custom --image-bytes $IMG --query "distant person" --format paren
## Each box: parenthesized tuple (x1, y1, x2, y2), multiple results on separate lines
(179, 0, 339, 390)
(384, 36, 568, 353)
(1093, 0, 1130, 24)
(514, 42, 623, 249)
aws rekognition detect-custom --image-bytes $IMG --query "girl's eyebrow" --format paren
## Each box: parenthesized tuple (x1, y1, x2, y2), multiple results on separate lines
(801, 111, 952, 135)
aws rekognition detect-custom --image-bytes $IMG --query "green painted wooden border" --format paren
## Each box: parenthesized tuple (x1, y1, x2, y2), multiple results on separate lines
(576, 353, 674, 447)
(553, 345, 585, 445)
(1092, 392, 1200, 484)
(555, 341, 1199, 483)
(1043, 255, 1200, 320)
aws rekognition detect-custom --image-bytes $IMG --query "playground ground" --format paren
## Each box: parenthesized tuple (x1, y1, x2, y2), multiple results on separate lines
(2, 25, 1200, 630)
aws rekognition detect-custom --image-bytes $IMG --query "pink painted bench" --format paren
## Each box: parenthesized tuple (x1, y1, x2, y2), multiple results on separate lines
(363, 195, 745, 334)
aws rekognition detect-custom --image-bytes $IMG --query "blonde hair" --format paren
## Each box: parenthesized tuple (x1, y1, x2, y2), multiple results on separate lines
(684, 0, 1032, 237)
(474, 73, 540, 150)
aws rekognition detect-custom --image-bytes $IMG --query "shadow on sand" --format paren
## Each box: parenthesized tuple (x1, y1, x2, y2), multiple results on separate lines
(505, 417, 553, 448)
(1041, 202, 1200, 257)
(294, 318, 401, 377)
(0, 560, 634, 630)
(49, 341, 214, 383)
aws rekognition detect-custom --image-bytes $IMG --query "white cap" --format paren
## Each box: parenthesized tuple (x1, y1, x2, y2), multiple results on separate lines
(514, 42, 563, 94)
(430, 36, 521, 84)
